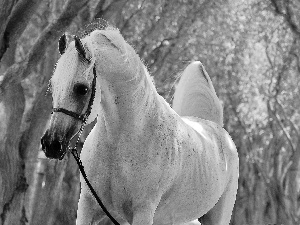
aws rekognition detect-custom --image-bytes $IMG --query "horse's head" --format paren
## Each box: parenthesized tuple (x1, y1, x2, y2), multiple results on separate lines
(41, 34, 100, 159)
(41, 28, 147, 159)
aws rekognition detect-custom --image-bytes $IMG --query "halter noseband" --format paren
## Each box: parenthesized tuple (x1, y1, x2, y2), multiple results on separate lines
(52, 66, 97, 123)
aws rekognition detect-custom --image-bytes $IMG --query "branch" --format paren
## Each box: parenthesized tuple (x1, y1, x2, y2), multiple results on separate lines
(94, 0, 128, 26)
(119, 0, 147, 33)
(0, 0, 89, 95)
(280, 160, 292, 185)
(275, 99, 299, 136)
(0, 0, 42, 61)
(267, 100, 296, 152)
(0, 0, 16, 60)
(270, 0, 300, 37)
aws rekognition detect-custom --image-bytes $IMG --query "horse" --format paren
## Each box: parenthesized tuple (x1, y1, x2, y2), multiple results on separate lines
(41, 27, 239, 225)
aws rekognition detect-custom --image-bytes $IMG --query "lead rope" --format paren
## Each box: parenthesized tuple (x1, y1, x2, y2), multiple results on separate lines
(69, 66, 120, 225)
(71, 149, 120, 225)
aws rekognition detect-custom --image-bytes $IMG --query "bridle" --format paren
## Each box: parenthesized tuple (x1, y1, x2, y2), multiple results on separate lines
(52, 67, 97, 123)
(51, 65, 120, 225)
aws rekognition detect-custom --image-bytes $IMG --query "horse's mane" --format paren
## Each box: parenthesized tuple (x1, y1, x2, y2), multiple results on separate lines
(51, 23, 156, 108)
(76, 18, 110, 38)
(87, 27, 156, 92)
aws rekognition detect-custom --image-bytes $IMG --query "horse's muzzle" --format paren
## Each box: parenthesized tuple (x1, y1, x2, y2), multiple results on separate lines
(41, 130, 67, 160)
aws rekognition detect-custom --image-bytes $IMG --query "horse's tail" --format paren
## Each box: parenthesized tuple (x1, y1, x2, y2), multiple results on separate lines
(172, 61, 223, 126)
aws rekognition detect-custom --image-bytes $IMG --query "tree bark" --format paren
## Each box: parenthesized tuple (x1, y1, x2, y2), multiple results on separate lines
(0, 82, 26, 225)
(287, 139, 300, 223)
(0, 0, 89, 224)
(0, 0, 16, 61)
(22, 45, 55, 224)
(29, 156, 68, 225)
(94, 0, 128, 27)
(0, 0, 42, 61)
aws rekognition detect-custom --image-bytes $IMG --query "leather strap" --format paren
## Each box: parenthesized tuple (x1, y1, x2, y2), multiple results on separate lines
(52, 66, 97, 123)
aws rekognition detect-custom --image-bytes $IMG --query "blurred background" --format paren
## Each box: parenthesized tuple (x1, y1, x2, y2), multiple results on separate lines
(0, 0, 299, 224)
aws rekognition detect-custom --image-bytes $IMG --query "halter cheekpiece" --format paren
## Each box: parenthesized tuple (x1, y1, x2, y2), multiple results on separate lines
(52, 66, 97, 123)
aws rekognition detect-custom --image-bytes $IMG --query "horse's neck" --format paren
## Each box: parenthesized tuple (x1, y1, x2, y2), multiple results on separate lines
(98, 64, 161, 143)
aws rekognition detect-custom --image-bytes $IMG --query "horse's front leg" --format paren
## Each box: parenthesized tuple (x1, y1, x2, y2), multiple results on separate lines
(77, 183, 130, 225)
(132, 202, 157, 225)
(76, 187, 106, 225)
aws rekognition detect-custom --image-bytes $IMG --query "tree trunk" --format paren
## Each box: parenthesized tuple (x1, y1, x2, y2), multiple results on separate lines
(0, 0, 15, 60)
(0, 82, 27, 225)
(22, 43, 56, 224)
(286, 139, 300, 224)
(0, 0, 90, 224)
(52, 155, 81, 225)
(30, 157, 68, 225)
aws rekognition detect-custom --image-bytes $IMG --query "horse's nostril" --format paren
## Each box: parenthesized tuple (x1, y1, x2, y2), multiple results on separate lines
(41, 131, 64, 159)
(51, 139, 62, 151)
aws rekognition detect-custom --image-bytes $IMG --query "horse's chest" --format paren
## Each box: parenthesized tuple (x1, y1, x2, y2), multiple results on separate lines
(80, 128, 116, 204)
(81, 129, 170, 219)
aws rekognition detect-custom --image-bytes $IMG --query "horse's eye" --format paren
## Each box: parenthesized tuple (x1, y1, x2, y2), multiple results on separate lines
(74, 83, 89, 96)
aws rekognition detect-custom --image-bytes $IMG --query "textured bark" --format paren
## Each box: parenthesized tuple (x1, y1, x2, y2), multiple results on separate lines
(0, 0, 42, 61)
(287, 139, 300, 223)
(0, 0, 89, 90)
(52, 155, 81, 225)
(29, 157, 68, 225)
(0, 0, 89, 224)
(22, 46, 55, 224)
(268, 2, 300, 221)
(0, 0, 16, 61)
(0, 82, 26, 225)
(0, 3, 23, 224)
(94, 0, 128, 27)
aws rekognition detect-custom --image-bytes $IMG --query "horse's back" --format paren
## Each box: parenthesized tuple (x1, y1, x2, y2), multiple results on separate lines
(172, 61, 223, 126)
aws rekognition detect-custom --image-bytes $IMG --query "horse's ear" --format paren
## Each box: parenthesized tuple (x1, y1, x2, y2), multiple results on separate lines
(58, 34, 67, 55)
(74, 36, 91, 63)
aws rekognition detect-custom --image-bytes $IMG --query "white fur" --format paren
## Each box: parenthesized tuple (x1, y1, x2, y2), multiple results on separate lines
(51, 28, 239, 225)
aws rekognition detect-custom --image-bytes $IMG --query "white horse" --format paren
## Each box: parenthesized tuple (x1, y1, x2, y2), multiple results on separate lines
(41, 28, 239, 225)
